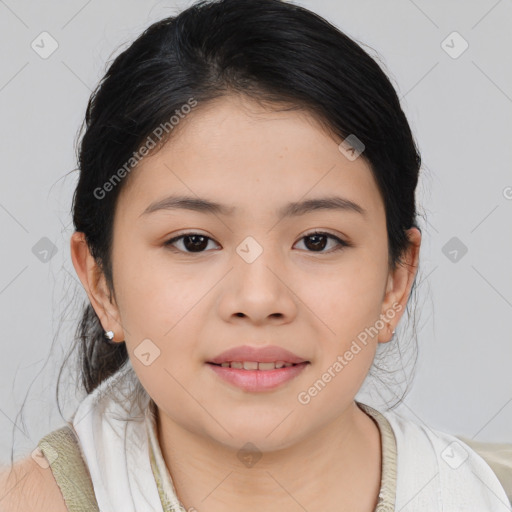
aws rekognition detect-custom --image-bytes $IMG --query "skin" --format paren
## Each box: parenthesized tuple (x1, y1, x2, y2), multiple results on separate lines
(71, 94, 421, 512)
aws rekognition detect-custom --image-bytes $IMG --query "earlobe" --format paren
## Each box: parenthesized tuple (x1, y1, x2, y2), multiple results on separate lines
(70, 231, 125, 342)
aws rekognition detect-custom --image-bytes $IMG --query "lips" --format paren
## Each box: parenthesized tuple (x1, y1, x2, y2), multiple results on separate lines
(208, 361, 309, 392)
(207, 344, 309, 365)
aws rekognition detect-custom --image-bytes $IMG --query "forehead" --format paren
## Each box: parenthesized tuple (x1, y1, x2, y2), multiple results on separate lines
(117, 95, 384, 222)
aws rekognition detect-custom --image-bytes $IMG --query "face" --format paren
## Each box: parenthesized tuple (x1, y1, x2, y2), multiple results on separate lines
(73, 94, 419, 452)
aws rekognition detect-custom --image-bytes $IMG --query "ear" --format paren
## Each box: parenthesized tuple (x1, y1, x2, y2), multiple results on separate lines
(378, 227, 421, 343)
(70, 231, 125, 343)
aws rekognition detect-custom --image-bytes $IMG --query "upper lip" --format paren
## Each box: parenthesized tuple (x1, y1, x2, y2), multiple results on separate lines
(208, 345, 308, 365)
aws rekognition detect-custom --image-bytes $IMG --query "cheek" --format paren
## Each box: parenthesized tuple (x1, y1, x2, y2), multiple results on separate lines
(297, 268, 384, 409)
(114, 252, 211, 365)
(113, 246, 187, 324)
(304, 257, 387, 338)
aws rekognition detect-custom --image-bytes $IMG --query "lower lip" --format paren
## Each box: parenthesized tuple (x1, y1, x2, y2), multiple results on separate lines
(207, 362, 309, 392)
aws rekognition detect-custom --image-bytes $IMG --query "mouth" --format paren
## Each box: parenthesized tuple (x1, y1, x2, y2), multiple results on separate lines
(206, 360, 310, 392)
(207, 361, 308, 370)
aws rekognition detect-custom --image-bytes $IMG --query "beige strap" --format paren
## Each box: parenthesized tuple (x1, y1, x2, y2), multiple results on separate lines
(37, 425, 100, 512)
(357, 402, 398, 512)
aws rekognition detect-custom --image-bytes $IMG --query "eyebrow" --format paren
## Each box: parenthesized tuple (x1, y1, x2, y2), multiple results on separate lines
(139, 194, 367, 219)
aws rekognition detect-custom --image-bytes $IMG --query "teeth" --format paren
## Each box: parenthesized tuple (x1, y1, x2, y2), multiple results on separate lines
(217, 361, 297, 370)
(258, 362, 277, 370)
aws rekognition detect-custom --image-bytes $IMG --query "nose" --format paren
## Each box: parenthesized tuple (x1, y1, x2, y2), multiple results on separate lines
(218, 244, 298, 326)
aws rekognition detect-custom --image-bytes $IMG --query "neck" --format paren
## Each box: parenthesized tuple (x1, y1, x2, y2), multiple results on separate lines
(155, 401, 382, 512)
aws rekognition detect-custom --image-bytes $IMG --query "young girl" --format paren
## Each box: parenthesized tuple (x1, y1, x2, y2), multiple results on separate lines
(2, 0, 511, 511)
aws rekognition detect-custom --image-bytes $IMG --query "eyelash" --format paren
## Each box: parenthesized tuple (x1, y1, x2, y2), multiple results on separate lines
(163, 230, 351, 254)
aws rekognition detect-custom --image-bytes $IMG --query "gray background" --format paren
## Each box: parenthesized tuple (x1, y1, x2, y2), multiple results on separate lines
(1, 0, 511, 464)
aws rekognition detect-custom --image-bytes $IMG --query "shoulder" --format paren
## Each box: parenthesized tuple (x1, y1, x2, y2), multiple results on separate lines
(0, 452, 68, 512)
(455, 436, 512, 506)
(377, 406, 512, 511)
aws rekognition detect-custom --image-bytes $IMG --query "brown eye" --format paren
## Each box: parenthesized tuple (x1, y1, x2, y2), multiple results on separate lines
(294, 231, 350, 253)
(164, 233, 219, 253)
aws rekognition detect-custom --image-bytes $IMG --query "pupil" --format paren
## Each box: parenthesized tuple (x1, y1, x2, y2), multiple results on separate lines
(184, 235, 208, 252)
(305, 234, 326, 251)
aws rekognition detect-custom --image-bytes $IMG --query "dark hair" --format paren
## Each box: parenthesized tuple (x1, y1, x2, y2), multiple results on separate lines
(10, 0, 426, 468)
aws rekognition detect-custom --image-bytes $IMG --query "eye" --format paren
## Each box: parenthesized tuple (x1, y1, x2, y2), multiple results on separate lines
(164, 233, 220, 253)
(164, 231, 351, 254)
(294, 230, 351, 253)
